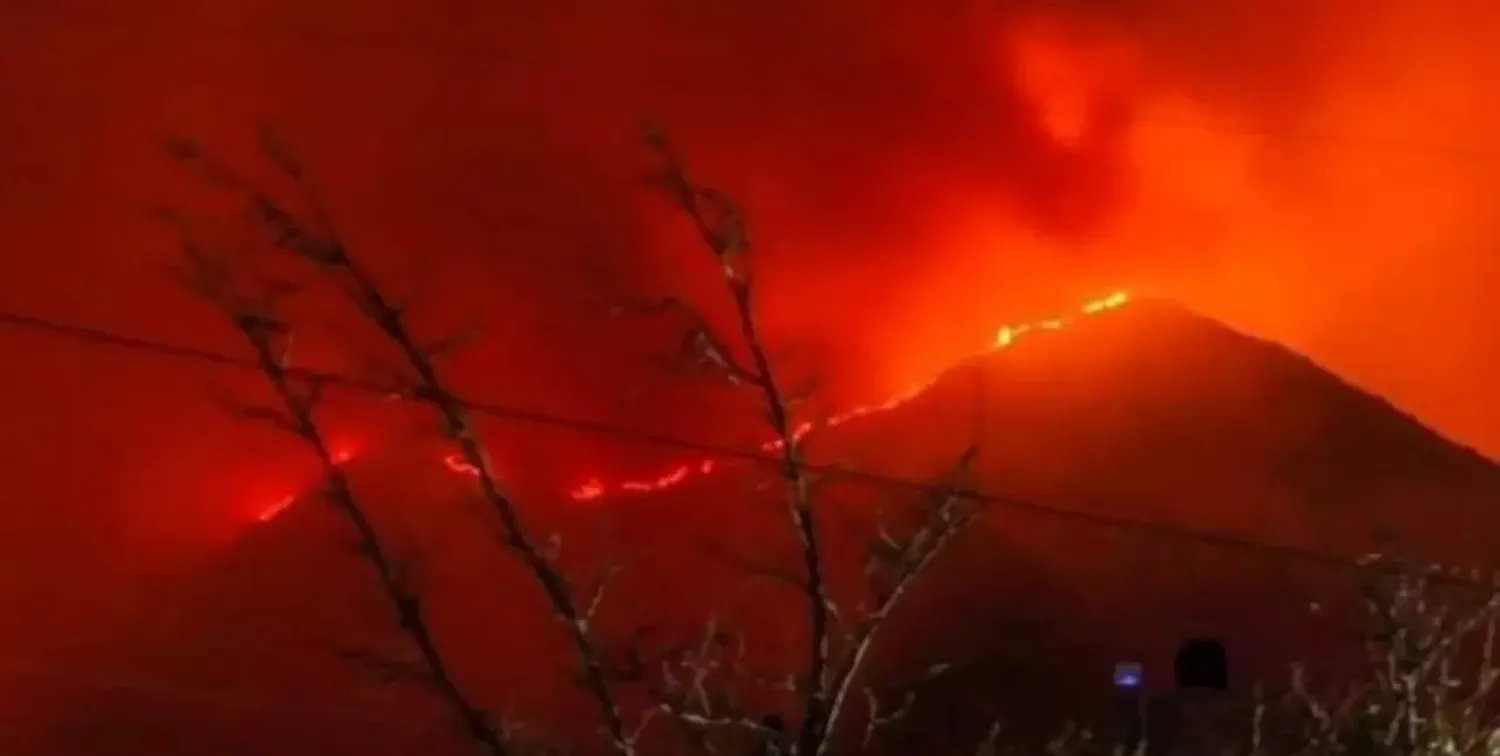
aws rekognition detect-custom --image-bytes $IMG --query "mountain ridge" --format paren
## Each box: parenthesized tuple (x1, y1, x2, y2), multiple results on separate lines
(43, 297, 1500, 754)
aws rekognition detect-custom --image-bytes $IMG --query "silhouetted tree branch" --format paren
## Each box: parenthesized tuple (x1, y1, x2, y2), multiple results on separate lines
(1290, 554, 1500, 756)
(164, 130, 639, 756)
(643, 126, 989, 755)
(164, 221, 512, 756)
(825, 450, 981, 750)
(643, 125, 835, 755)
(645, 616, 788, 754)
(154, 125, 1500, 756)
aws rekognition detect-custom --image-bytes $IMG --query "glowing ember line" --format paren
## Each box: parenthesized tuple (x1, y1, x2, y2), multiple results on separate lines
(255, 444, 361, 522)
(443, 454, 480, 476)
(561, 290, 1131, 501)
(257, 494, 298, 523)
(260, 291, 1131, 523)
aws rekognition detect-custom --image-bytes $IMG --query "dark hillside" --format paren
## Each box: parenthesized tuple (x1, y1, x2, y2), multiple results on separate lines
(51, 299, 1500, 753)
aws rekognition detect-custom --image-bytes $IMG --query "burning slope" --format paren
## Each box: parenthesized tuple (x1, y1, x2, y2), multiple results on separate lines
(58, 298, 1500, 754)
(563, 290, 1131, 503)
(254, 290, 1132, 523)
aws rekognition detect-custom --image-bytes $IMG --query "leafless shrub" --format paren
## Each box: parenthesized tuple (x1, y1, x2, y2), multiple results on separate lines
(157, 127, 1500, 756)
(162, 213, 513, 755)
(1085, 553, 1500, 756)
(160, 125, 1000, 756)
(637, 125, 989, 755)
(1263, 554, 1500, 756)
(163, 128, 640, 755)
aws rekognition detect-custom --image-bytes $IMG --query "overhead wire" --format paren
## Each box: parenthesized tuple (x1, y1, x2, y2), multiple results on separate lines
(2, 6, 1496, 579)
(0, 305, 1416, 576)
(5, 7, 1499, 732)
(0, 303, 1484, 720)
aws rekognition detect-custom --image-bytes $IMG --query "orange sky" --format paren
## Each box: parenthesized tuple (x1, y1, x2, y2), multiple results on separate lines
(2, 0, 1500, 651)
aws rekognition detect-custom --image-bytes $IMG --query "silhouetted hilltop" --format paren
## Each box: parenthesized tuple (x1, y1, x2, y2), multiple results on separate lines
(830, 295, 1500, 558)
(61, 298, 1500, 754)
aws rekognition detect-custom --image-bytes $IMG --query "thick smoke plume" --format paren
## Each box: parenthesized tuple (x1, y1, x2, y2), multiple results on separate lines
(2, 0, 1499, 682)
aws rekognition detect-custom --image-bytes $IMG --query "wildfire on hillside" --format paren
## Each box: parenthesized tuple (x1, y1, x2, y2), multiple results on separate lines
(257, 290, 1130, 522)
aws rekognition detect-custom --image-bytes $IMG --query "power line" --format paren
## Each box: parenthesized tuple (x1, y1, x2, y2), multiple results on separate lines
(0, 305, 1397, 574)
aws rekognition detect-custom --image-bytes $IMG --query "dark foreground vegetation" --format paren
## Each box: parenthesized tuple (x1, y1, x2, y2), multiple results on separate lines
(129, 127, 1500, 755)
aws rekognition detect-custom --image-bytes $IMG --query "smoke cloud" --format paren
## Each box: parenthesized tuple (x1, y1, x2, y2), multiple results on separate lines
(2, 0, 1500, 672)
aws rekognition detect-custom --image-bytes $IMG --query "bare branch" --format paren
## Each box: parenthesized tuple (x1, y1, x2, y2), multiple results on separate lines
(257, 123, 306, 182)
(861, 687, 917, 748)
(584, 562, 624, 627)
(167, 229, 511, 755)
(819, 446, 982, 753)
(611, 295, 760, 386)
(647, 126, 836, 756)
(422, 323, 484, 367)
(169, 136, 635, 756)
(645, 617, 788, 754)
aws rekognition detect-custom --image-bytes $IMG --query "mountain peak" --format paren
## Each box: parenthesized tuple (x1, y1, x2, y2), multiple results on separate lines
(72, 297, 1500, 754)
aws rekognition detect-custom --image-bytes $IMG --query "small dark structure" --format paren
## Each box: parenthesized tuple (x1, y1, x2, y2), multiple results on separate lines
(1174, 638, 1228, 691)
(1144, 638, 1240, 756)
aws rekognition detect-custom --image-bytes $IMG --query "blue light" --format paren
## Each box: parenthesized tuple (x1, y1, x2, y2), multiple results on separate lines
(1114, 662, 1143, 688)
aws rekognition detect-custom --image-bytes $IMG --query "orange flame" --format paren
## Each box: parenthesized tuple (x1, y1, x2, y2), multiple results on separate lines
(560, 290, 1131, 500)
(257, 291, 1131, 523)
(257, 494, 298, 523)
(443, 454, 480, 476)
(254, 443, 362, 522)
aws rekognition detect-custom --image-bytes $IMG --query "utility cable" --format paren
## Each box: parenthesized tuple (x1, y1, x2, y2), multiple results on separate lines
(0, 305, 1423, 577)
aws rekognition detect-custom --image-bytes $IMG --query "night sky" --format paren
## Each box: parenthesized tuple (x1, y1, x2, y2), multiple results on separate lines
(3, 0, 1500, 718)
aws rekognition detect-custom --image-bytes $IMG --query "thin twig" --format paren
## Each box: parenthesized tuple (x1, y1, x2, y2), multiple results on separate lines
(646, 126, 835, 754)
(169, 235, 510, 755)
(821, 450, 981, 753)
(165, 135, 637, 756)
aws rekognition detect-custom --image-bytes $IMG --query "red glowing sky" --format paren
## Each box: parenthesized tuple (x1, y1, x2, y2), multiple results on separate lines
(2, 0, 1500, 655)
